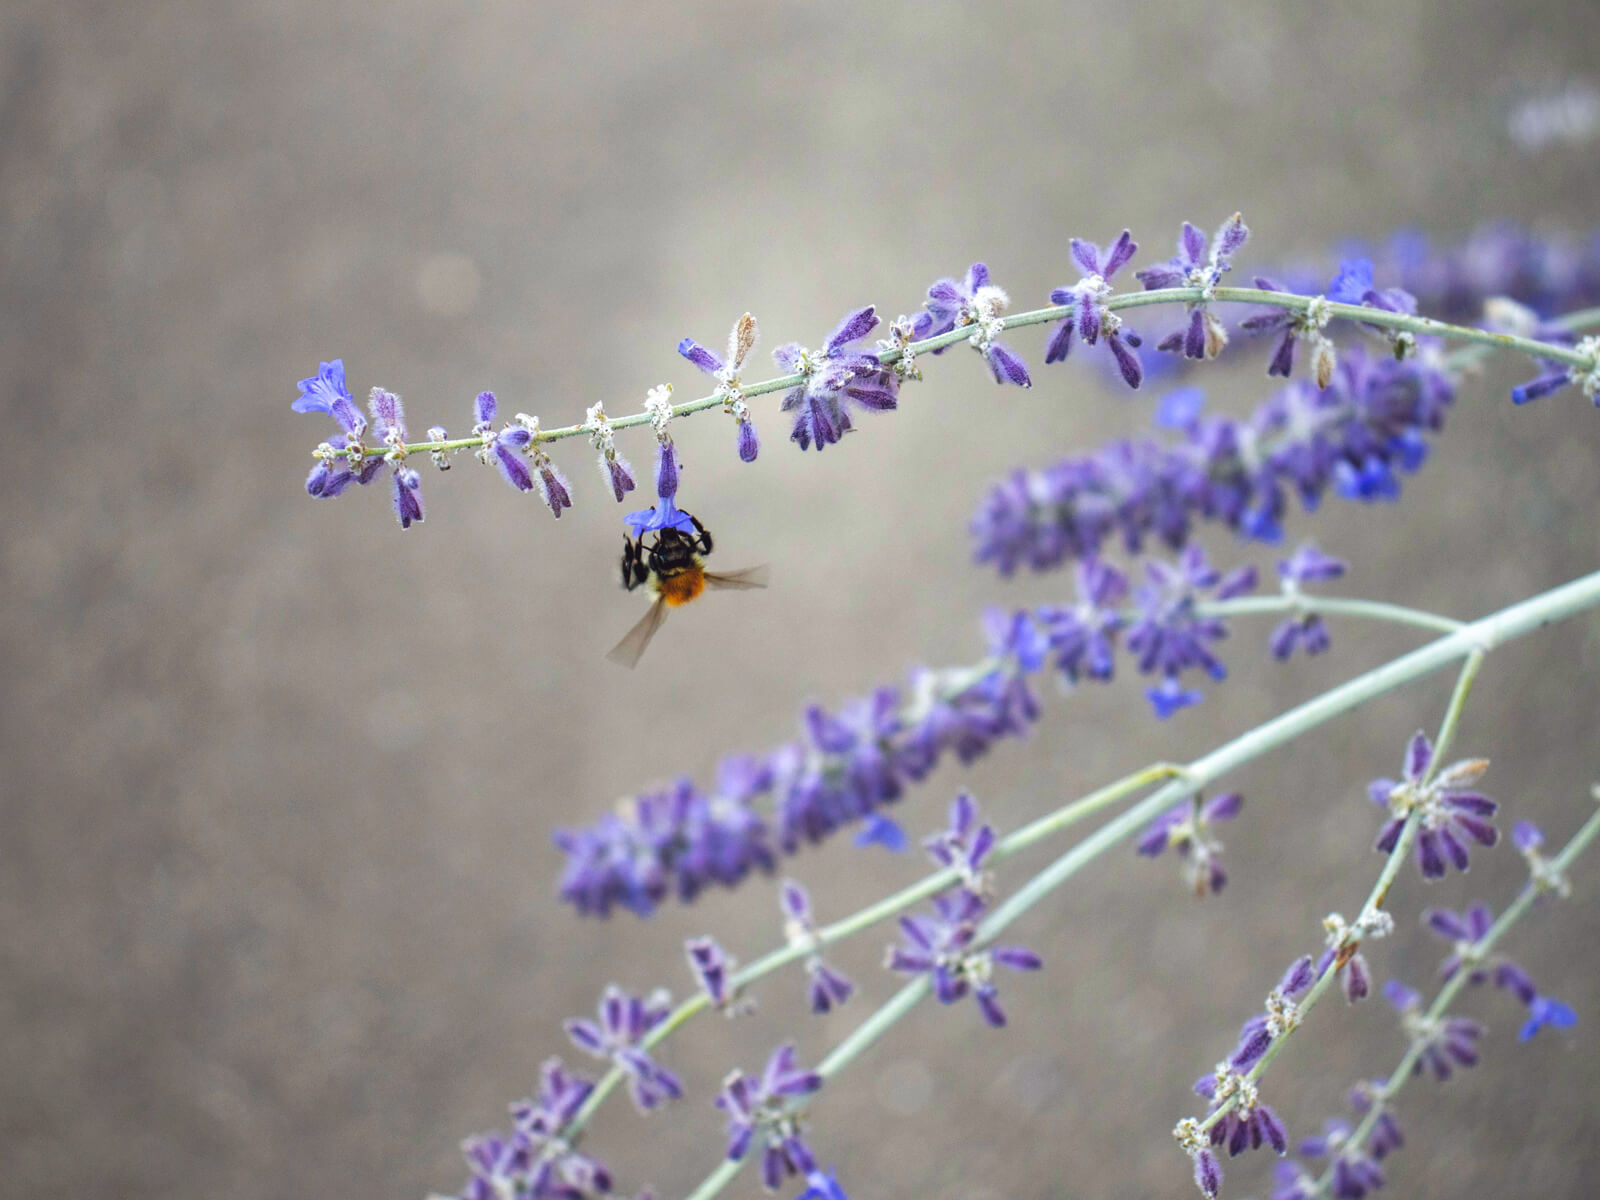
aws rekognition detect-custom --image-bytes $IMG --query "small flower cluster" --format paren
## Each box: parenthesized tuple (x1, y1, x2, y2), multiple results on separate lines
(715, 1044, 825, 1191)
(1137, 214, 1251, 361)
(912, 263, 1033, 386)
(1136, 790, 1244, 895)
(774, 307, 900, 451)
(558, 542, 1318, 917)
(1367, 732, 1498, 880)
(564, 985, 683, 1112)
(886, 795, 1042, 1026)
(972, 343, 1453, 575)
(779, 880, 856, 1015)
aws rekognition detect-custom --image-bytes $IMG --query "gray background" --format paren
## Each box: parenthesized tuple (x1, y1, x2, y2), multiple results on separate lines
(4, 2, 1599, 1198)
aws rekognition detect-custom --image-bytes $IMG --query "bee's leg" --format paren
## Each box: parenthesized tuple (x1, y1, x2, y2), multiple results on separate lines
(689, 514, 713, 556)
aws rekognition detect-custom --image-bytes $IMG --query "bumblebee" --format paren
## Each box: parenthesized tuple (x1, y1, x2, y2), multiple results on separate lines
(606, 503, 767, 668)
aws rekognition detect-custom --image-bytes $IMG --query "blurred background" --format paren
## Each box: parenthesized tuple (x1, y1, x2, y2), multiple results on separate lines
(4, 2, 1600, 1197)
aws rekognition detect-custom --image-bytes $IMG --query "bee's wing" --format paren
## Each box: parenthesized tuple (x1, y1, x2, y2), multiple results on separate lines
(605, 597, 670, 669)
(702, 564, 770, 590)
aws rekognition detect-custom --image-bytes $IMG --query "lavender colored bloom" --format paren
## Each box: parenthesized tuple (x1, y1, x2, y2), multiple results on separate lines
(305, 432, 385, 498)
(795, 1168, 849, 1200)
(779, 879, 855, 1014)
(679, 313, 761, 460)
(1226, 956, 1316, 1072)
(1369, 732, 1497, 880)
(912, 262, 1032, 387)
(853, 813, 908, 852)
(1384, 978, 1485, 1081)
(887, 889, 1041, 1027)
(971, 344, 1455, 577)
(1193, 1070, 1290, 1158)
(1192, 1147, 1222, 1198)
(686, 936, 738, 1011)
(1420, 902, 1539, 1003)
(1270, 542, 1347, 659)
(453, 1057, 613, 1200)
(1045, 229, 1145, 388)
(1298, 1119, 1387, 1199)
(624, 494, 698, 537)
(1520, 995, 1577, 1041)
(1346, 1081, 1404, 1160)
(715, 1044, 823, 1191)
(1137, 214, 1250, 360)
(1136, 791, 1243, 896)
(1126, 544, 1256, 712)
(1512, 820, 1544, 852)
(774, 307, 899, 451)
(564, 985, 682, 1112)
(923, 792, 997, 896)
(293, 359, 365, 433)
(1035, 558, 1128, 683)
(369, 387, 425, 528)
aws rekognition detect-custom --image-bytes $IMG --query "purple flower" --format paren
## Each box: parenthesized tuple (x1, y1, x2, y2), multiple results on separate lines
(624, 494, 698, 537)
(1045, 229, 1145, 388)
(1346, 1081, 1403, 1160)
(1297, 1119, 1387, 1199)
(680, 313, 763, 461)
(779, 880, 855, 1014)
(368, 387, 427, 528)
(686, 936, 740, 1011)
(795, 1169, 849, 1200)
(1136, 791, 1243, 896)
(774, 307, 899, 451)
(715, 1044, 824, 1191)
(1369, 732, 1497, 880)
(1136, 214, 1250, 360)
(453, 1057, 612, 1200)
(1421, 902, 1538, 1002)
(1226, 956, 1316, 1072)
(1520, 994, 1577, 1041)
(1035, 558, 1128, 683)
(584, 401, 638, 501)
(1383, 976, 1485, 1080)
(1269, 543, 1347, 659)
(886, 889, 1041, 1027)
(304, 432, 385, 498)
(853, 813, 908, 852)
(563, 985, 682, 1112)
(912, 263, 1032, 387)
(922, 792, 997, 896)
(293, 359, 365, 431)
(1193, 1069, 1290, 1158)
(1126, 544, 1256, 712)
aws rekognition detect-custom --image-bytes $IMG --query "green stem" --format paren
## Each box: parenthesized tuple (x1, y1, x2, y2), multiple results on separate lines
(1197, 648, 1484, 1136)
(1311, 801, 1600, 1195)
(323, 292, 1600, 464)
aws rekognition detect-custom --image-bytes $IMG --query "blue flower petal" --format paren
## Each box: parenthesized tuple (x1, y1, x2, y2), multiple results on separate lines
(854, 814, 908, 853)
(1520, 995, 1577, 1042)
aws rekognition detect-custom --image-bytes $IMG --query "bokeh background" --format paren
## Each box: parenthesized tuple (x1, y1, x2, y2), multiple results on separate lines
(5, 2, 1600, 1197)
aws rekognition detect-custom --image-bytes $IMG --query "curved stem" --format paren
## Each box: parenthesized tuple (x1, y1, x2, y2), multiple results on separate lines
(324, 292, 1600, 464)
(1311, 801, 1600, 1195)
(674, 571, 1600, 1200)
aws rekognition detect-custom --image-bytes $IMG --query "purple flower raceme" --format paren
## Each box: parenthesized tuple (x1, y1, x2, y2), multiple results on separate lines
(779, 880, 855, 1015)
(1136, 214, 1251, 361)
(563, 985, 683, 1112)
(773, 306, 899, 451)
(556, 547, 1274, 917)
(1368, 732, 1497, 880)
(1044, 230, 1145, 388)
(885, 886, 1042, 1027)
(715, 1044, 824, 1191)
(1382, 979, 1485, 1081)
(679, 313, 763, 461)
(1137, 791, 1244, 895)
(1269, 543, 1347, 659)
(1192, 1067, 1290, 1159)
(911, 262, 1032, 387)
(971, 343, 1455, 576)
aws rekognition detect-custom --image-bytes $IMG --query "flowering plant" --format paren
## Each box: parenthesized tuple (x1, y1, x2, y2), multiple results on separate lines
(295, 218, 1600, 1200)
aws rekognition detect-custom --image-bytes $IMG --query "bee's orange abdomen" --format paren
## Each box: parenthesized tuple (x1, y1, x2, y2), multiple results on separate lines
(657, 565, 706, 608)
